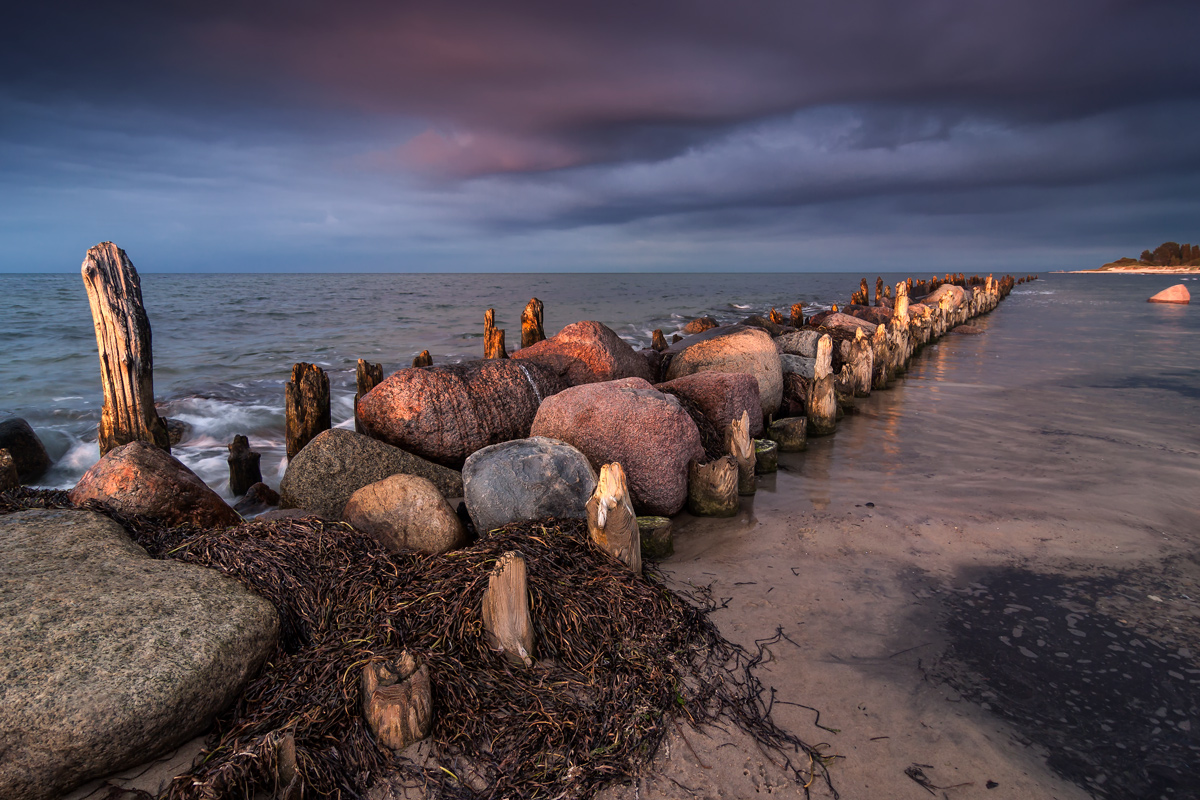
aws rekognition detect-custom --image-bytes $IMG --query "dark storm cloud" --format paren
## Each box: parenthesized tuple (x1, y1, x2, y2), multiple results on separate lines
(2, 0, 1199, 271)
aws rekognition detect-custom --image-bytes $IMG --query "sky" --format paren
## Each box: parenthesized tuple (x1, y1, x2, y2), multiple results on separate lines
(3, 0, 1199, 273)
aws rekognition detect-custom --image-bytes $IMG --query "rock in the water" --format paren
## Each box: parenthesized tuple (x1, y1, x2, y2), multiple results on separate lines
(462, 437, 597, 535)
(342, 473, 467, 554)
(754, 439, 778, 473)
(0, 418, 52, 484)
(357, 359, 565, 467)
(1147, 284, 1191, 304)
(530, 378, 703, 516)
(951, 324, 984, 335)
(233, 482, 280, 517)
(69, 440, 240, 528)
(809, 312, 878, 335)
(656, 372, 763, 438)
(163, 417, 189, 446)
(0, 509, 279, 800)
(682, 316, 719, 334)
(664, 326, 783, 416)
(511, 320, 654, 386)
(774, 330, 823, 358)
(637, 516, 674, 560)
(279, 428, 462, 519)
(739, 314, 786, 336)
(768, 417, 808, 452)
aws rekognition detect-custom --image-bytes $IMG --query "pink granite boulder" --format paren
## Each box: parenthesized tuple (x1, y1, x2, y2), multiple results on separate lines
(530, 378, 703, 515)
(357, 359, 565, 467)
(663, 326, 782, 416)
(1147, 284, 1190, 304)
(512, 320, 654, 386)
(69, 440, 240, 528)
(656, 372, 763, 438)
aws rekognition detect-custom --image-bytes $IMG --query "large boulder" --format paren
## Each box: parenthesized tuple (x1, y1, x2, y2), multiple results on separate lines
(463, 437, 597, 534)
(1148, 284, 1191, 304)
(512, 320, 654, 386)
(280, 428, 462, 520)
(841, 305, 893, 326)
(530, 378, 703, 516)
(357, 360, 565, 467)
(681, 316, 719, 334)
(656, 372, 763, 438)
(69, 440, 239, 528)
(808, 312, 878, 335)
(664, 326, 782, 416)
(342, 474, 467, 554)
(0, 509, 278, 800)
(774, 330, 823, 358)
(0, 418, 52, 484)
(920, 284, 968, 311)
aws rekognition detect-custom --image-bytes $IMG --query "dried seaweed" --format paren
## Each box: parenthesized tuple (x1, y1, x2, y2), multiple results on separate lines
(2, 489, 837, 800)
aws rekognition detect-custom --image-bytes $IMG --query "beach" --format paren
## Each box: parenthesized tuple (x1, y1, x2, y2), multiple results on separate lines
(11, 272, 1200, 799)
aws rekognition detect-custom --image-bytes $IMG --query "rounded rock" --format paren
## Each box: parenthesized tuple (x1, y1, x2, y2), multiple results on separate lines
(463, 437, 597, 535)
(343, 474, 468, 555)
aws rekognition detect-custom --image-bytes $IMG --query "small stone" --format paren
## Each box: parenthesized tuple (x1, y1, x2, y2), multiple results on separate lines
(0, 418, 52, 484)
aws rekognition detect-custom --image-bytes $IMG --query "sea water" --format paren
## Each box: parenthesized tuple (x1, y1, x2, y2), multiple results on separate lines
(2, 272, 1196, 501)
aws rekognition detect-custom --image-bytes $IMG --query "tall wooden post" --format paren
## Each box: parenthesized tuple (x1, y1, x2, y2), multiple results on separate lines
(355, 359, 383, 433)
(586, 463, 640, 573)
(484, 309, 508, 359)
(807, 335, 838, 436)
(790, 303, 805, 328)
(520, 298, 545, 349)
(285, 362, 330, 460)
(728, 411, 756, 496)
(80, 242, 170, 455)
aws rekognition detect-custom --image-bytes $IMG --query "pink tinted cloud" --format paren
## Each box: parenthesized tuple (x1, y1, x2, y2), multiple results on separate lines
(384, 128, 587, 177)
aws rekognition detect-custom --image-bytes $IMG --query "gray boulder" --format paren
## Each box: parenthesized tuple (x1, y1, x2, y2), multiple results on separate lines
(463, 437, 597, 534)
(0, 509, 279, 800)
(0, 418, 52, 484)
(280, 428, 463, 519)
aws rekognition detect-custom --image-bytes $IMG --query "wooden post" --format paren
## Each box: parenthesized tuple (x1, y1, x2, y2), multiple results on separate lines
(790, 303, 805, 328)
(484, 309, 508, 359)
(412, 350, 433, 368)
(586, 463, 640, 573)
(361, 651, 433, 751)
(687, 457, 738, 517)
(728, 411, 756, 496)
(651, 329, 669, 351)
(355, 359, 383, 433)
(80, 242, 170, 456)
(874, 277, 884, 306)
(768, 307, 784, 326)
(753, 439, 778, 473)
(482, 551, 534, 667)
(847, 327, 873, 397)
(227, 435, 262, 498)
(285, 362, 330, 460)
(0, 449, 18, 491)
(807, 335, 837, 436)
(520, 298, 545, 349)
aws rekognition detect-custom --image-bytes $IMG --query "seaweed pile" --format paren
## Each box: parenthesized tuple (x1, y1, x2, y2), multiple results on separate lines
(1, 488, 837, 799)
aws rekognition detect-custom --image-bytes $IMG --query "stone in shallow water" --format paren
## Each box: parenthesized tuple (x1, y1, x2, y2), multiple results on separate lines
(1147, 284, 1190, 304)
(0, 509, 279, 800)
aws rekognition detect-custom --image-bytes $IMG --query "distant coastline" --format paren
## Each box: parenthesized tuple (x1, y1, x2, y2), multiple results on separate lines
(1071, 240, 1200, 273)
(1065, 265, 1200, 274)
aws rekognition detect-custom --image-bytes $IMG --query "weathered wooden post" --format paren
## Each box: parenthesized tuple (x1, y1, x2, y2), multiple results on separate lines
(361, 651, 433, 751)
(586, 463, 640, 573)
(845, 327, 873, 397)
(80, 242, 171, 455)
(872, 324, 891, 389)
(790, 303, 804, 328)
(807, 334, 837, 436)
(482, 551, 534, 667)
(484, 309, 508, 359)
(0, 449, 18, 491)
(768, 307, 784, 326)
(874, 277, 884, 306)
(285, 362, 330, 460)
(728, 411, 756, 496)
(651, 329, 669, 352)
(412, 350, 433, 368)
(687, 457, 739, 517)
(227, 435, 262, 497)
(355, 359, 383, 433)
(520, 298, 545, 349)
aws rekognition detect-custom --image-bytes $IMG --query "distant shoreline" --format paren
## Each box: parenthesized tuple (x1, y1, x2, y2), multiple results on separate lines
(1060, 267, 1200, 274)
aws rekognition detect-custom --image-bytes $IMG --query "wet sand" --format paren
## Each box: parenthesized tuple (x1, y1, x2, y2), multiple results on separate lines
(63, 278, 1200, 800)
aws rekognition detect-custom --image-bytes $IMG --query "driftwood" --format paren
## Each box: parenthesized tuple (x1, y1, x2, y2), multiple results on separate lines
(228, 435, 262, 497)
(520, 298, 545, 349)
(484, 309, 508, 359)
(586, 463, 641, 573)
(361, 651, 433, 751)
(687, 456, 738, 517)
(790, 303, 805, 328)
(728, 411, 756, 496)
(80, 242, 170, 455)
(651, 329, 669, 352)
(355, 359, 383, 433)
(482, 551, 534, 667)
(285, 362, 330, 460)
(273, 731, 301, 800)
(0, 449, 17, 491)
(412, 350, 433, 368)
(753, 439, 778, 473)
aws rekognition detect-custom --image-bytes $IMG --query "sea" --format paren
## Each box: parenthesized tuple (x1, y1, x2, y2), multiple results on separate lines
(2, 271, 1198, 502)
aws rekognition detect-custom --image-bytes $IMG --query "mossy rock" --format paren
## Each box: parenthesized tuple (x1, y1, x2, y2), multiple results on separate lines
(637, 516, 674, 560)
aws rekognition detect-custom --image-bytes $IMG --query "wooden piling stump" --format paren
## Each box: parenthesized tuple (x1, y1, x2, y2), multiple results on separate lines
(637, 516, 674, 560)
(728, 411, 756, 496)
(361, 651, 433, 751)
(482, 551, 535, 667)
(411, 350, 433, 368)
(753, 439, 778, 473)
(285, 362, 330, 460)
(651, 329, 669, 352)
(227, 435, 263, 498)
(484, 309, 508, 359)
(355, 359, 383, 433)
(790, 303, 805, 328)
(586, 463, 641, 573)
(687, 456, 739, 517)
(80, 242, 171, 456)
(520, 298, 545, 349)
